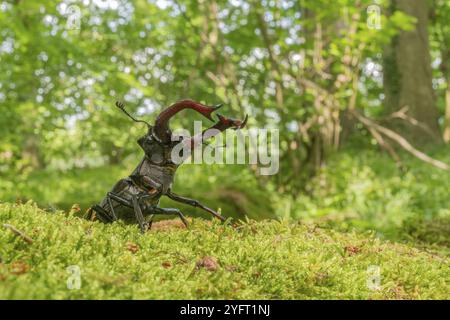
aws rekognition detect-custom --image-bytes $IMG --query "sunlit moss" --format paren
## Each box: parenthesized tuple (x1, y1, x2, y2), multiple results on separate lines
(0, 202, 448, 299)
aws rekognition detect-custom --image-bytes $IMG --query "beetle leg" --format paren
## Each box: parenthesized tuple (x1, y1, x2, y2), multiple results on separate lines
(166, 190, 226, 222)
(177, 211, 189, 228)
(149, 207, 189, 228)
(91, 205, 114, 223)
(106, 193, 118, 221)
(147, 214, 154, 230)
(107, 192, 133, 209)
(84, 207, 95, 220)
(132, 195, 148, 233)
(136, 194, 158, 230)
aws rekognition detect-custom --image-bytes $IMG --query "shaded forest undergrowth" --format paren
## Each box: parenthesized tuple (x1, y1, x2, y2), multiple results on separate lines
(1, 148, 449, 255)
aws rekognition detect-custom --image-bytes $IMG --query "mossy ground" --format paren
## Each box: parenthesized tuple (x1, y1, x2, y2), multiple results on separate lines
(0, 202, 448, 299)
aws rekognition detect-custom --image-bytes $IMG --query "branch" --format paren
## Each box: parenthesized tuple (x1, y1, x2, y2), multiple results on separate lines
(387, 106, 439, 139)
(367, 126, 403, 169)
(3, 224, 33, 244)
(349, 109, 449, 171)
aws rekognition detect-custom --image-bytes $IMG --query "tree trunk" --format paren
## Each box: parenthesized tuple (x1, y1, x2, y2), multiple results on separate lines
(444, 72, 450, 143)
(383, 0, 442, 144)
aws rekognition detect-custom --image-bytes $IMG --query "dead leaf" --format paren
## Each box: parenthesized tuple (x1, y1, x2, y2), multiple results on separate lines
(126, 242, 139, 254)
(345, 245, 361, 255)
(10, 261, 30, 275)
(196, 256, 219, 271)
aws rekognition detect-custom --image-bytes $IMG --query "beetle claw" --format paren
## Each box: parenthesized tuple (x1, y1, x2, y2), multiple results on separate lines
(238, 114, 248, 129)
(213, 103, 223, 111)
(231, 114, 248, 130)
(215, 113, 248, 130)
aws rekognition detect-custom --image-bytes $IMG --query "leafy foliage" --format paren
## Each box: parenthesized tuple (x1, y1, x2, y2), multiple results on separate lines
(0, 0, 417, 180)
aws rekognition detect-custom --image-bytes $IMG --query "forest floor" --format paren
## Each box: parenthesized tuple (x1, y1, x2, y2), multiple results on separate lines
(1, 202, 448, 299)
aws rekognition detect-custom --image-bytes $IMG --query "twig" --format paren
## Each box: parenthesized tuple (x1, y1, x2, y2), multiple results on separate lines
(296, 76, 448, 170)
(387, 106, 439, 139)
(367, 126, 404, 169)
(350, 109, 449, 171)
(3, 224, 33, 244)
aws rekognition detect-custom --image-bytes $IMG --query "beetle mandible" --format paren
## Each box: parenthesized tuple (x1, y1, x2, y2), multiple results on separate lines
(87, 99, 247, 233)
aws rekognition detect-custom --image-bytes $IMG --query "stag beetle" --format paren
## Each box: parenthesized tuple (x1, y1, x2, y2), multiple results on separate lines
(87, 100, 247, 233)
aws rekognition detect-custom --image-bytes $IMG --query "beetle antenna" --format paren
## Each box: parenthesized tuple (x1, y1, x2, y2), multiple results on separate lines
(115, 101, 151, 128)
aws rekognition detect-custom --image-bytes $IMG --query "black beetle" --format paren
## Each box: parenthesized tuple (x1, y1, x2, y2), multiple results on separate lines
(87, 100, 247, 233)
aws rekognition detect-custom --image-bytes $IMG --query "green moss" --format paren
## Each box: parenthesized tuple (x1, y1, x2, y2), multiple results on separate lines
(0, 202, 448, 299)
(400, 216, 450, 255)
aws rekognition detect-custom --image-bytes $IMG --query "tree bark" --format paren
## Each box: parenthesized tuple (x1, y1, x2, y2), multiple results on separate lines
(383, 0, 442, 144)
(444, 71, 450, 143)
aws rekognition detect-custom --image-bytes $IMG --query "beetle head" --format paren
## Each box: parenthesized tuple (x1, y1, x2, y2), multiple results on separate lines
(152, 100, 222, 144)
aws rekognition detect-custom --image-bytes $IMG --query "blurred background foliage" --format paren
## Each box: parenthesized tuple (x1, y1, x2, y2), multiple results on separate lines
(0, 0, 449, 250)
